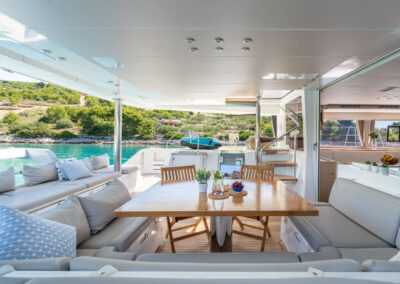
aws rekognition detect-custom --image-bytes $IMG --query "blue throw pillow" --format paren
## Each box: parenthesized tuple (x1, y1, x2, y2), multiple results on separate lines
(60, 160, 93, 181)
(0, 206, 76, 260)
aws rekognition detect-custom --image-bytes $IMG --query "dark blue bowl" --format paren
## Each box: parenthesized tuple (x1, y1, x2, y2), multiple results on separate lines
(232, 186, 244, 193)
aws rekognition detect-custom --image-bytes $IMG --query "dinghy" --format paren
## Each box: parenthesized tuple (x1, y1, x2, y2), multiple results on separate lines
(180, 137, 222, 150)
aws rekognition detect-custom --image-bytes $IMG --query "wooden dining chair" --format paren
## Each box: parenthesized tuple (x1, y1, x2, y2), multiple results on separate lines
(232, 164, 274, 251)
(160, 165, 210, 253)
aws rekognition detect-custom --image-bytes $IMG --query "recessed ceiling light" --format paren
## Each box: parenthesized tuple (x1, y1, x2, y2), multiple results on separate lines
(243, 38, 253, 44)
(215, 47, 224, 53)
(189, 47, 199, 53)
(215, 37, 224, 44)
(41, 49, 52, 54)
(185, 37, 195, 44)
(57, 56, 66, 61)
(240, 47, 250, 53)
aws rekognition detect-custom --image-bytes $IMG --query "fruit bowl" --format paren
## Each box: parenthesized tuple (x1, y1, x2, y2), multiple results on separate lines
(381, 154, 399, 165)
(232, 181, 244, 192)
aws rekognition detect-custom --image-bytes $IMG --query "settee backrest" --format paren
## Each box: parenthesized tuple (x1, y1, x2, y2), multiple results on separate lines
(329, 178, 400, 247)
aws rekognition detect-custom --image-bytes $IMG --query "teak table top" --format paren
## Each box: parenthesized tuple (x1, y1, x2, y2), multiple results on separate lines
(115, 180, 318, 218)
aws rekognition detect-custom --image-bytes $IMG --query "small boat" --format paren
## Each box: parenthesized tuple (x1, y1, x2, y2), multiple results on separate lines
(180, 137, 222, 150)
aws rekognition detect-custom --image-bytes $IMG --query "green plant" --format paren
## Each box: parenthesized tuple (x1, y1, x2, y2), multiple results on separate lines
(195, 169, 211, 184)
(213, 170, 223, 180)
(238, 130, 253, 141)
(55, 118, 74, 129)
(202, 133, 213, 138)
(53, 130, 77, 139)
(373, 162, 378, 166)
(10, 122, 53, 138)
(369, 131, 379, 139)
(3, 111, 20, 125)
(381, 164, 389, 168)
(365, 161, 371, 165)
(163, 131, 183, 140)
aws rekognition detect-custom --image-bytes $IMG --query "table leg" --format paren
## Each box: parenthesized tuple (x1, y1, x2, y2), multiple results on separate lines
(210, 216, 232, 252)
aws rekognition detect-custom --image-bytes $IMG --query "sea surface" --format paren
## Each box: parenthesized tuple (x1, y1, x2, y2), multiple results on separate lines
(0, 143, 181, 185)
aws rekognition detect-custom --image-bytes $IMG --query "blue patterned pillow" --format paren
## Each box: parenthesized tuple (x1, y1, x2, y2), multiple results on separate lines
(55, 158, 76, 180)
(0, 206, 76, 260)
(60, 160, 93, 181)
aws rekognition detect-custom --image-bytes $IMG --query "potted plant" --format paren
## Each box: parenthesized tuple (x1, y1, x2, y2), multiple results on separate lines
(369, 131, 379, 149)
(195, 169, 211, 193)
(371, 162, 379, 173)
(380, 164, 389, 176)
(365, 161, 372, 171)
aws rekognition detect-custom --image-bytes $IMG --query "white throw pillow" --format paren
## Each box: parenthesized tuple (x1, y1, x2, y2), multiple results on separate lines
(90, 153, 110, 170)
(80, 157, 92, 171)
(390, 251, 400, 261)
(55, 158, 77, 180)
(0, 167, 15, 193)
(60, 160, 93, 181)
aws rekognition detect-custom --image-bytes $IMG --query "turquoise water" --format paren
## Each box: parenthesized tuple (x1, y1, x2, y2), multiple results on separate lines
(0, 143, 181, 185)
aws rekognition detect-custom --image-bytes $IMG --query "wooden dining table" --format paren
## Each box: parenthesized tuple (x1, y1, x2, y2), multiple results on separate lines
(114, 179, 318, 252)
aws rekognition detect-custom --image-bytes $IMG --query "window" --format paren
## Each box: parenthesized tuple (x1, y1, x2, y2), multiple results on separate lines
(374, 121, 400, 147)
(321, 120, 361, 146)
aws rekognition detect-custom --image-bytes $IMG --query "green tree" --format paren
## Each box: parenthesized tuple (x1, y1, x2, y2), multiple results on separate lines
(139, 119, 155, 139)
(44, 105, 68, 123)
(55, 119, 74, 129)
(122, 108, 144, 137)
(10, 122, 53, 138)
(3, 112, 20, 125)
(85, 96, 100, 107)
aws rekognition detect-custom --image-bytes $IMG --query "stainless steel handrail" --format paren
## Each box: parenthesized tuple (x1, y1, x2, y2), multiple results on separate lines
(258, 105, 301, 179)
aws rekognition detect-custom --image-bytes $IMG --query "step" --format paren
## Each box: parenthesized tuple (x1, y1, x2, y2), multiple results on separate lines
(274, 175, 297, 182)
(263, 161, 296, 167)
(263, 148, 290, 153)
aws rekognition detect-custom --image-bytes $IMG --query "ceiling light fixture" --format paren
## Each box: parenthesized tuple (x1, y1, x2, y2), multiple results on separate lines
(215, 47, 224, 53)
(240, 47, 250, 53)
(185, 37, 195, 44)
(57, 56, 66, 61)
(215, 37, 224, 44)
(243, 38, 253, 44)
(189, 47, 199, 53)
(379, 86, 399, 92)
(41, 49, 52, 54)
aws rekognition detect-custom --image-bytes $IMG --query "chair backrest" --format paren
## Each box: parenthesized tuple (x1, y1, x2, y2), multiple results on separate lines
(161, 165, 196, 185)
(260, 165, 274, 182)
(240, 165, 274, 182)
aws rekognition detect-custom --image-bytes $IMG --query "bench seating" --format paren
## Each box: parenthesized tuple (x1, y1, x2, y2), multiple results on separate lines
(287, 178, 400, 262)
(0, 166, 134, 212)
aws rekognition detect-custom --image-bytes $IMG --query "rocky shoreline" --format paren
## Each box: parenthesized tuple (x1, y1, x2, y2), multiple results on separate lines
(0, 135, 182, 145)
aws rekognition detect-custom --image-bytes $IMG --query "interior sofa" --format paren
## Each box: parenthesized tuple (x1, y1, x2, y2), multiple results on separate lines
(283, 178, 400, 262)
(0, 165, 138, 213)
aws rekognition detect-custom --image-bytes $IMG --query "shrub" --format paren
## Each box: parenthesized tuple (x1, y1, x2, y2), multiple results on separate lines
(217, 134, 229, 141)
(239, 130, 253, 141)
(164, 131, 183, 140)
(81, 116, 113, 136)
(53, 130, 77, 139)
(3, 112, 20, 125)
(140, 134, 155, 140)
(55, 118, 74, 129)
(10, 122, 53, 138)
(42, 105, 68, 123)
(202, 133, 213, 138)
(8, 95, 21, 105)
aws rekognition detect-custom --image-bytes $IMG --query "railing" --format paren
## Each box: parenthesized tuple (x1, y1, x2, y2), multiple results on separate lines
(166, 126, 184, 149)
(258, 106, 301, 179)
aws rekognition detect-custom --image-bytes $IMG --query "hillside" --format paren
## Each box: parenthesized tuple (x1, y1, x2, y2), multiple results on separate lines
(0, 81, 273, 142)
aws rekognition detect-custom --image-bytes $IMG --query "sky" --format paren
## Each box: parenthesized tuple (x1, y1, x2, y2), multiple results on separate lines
(0, 68, 40, 82)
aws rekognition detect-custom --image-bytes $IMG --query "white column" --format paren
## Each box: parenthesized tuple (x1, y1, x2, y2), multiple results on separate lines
(255, 91, 261, 166)
(114, 98, 122, 172)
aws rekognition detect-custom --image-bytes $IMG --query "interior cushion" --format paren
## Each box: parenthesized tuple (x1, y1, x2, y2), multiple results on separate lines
(70, 257, 361, 272)
(0, 257, 70, 271)
(329, 178, 400, 246)
(81, 157, 93, 171)
(22, 163, 58, 186)
(78, 217, 151, 252)
(290, 205, 390, 250)
(40, 194, 91, 245)
(338, 247, 399, 262)
(137, 252, 299, 263)
(0, 166, 15, 193)
(78, 179, 131, 233)
(0, 206, 76, 260)
(60, 160, 93, 181)
(55, 158, 77, 180)
(90, 153, 110, 170)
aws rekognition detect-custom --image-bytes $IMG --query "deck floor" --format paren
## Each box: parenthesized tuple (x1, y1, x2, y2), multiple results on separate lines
(159, 216, 283, 253)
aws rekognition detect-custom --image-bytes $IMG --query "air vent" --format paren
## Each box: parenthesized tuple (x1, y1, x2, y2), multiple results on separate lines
(379, 86, 399, 92)
(377, 105, 400, 109)
(339, 105, 361, 109)
(322, 104, 400, 110)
